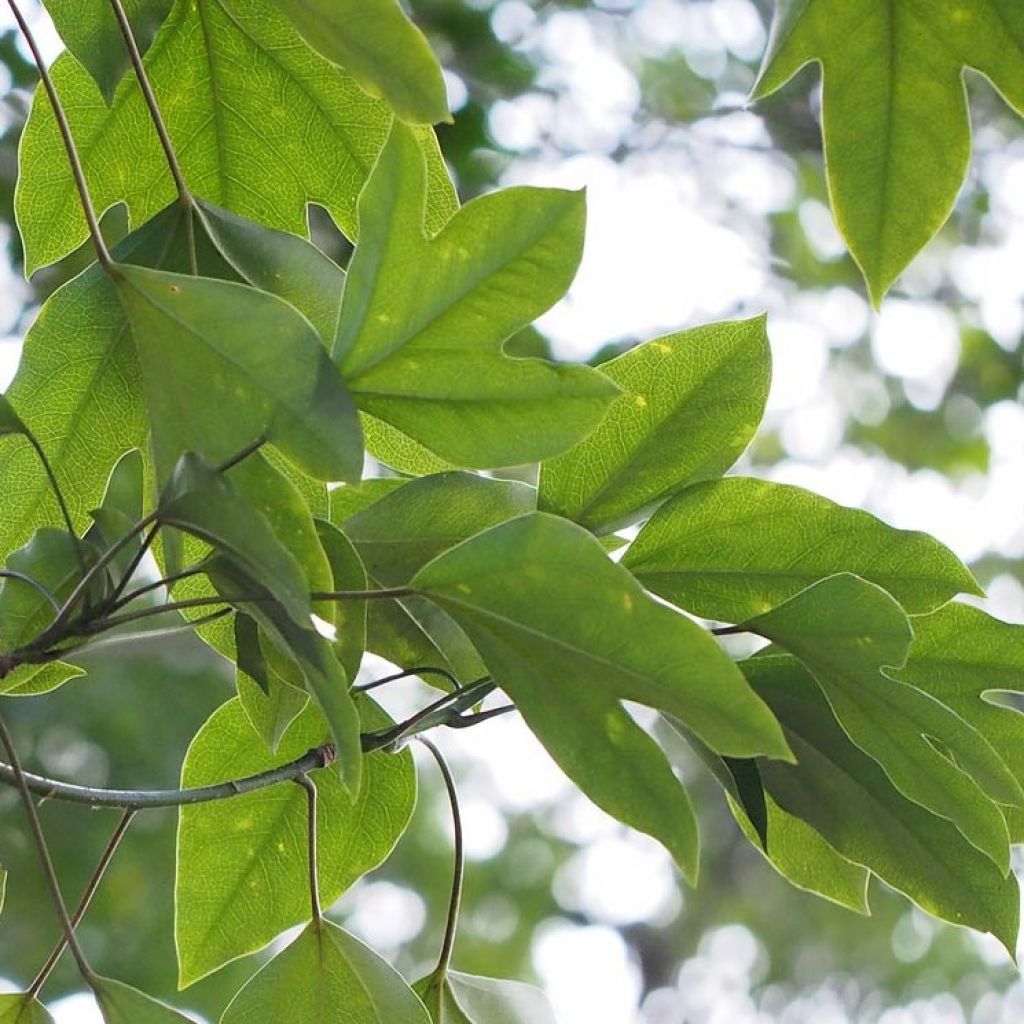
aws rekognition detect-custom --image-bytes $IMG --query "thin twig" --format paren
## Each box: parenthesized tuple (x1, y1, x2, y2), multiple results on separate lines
(106, 522, 160, 606)
(295, 776, 321, 922)
(418, 737, 463, 976)
(5, 0, 111, 269)
(0, 743, 336, 809)
(0, 570, 60, 615)
(25, 433, 88, 579)
(0, 712, 96, 983)
(27, 809, 136, 998)
(354, 665, 462, 694)
(711, 625, 748, 636)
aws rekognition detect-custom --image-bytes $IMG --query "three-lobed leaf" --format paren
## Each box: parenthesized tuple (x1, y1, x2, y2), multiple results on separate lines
(334, 121, 619, 467)
(754, 0, 1024, 303)
(540, 318, 771, 533)
(624, 476, 981, 621)
(176, 696, 415, 986)
(220, 919, 430, 1024)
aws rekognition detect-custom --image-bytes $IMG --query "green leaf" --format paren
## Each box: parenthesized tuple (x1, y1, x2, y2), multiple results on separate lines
(742, 574, 1021, 873)
(17, 0, 458, 275)
(415, 971, 559, 1024)
(413, 513, 791, 760)
(335, 122, 619, 468)
(93, 978, 193, 1023)
(221, 919, 430, 1024)
(0, 994, 56, 1024)
(276, 0, 449, 125)
(745, 653, 1019, 953)
(361, 414, 457, 477)
(159, 453, 313, 627)
(115, 266, 362, 486)
(329, 478, 410, 524)
(753, 0, 1024, 303)
(195, 200, 344, 343)
(86, 449, 146, 584)
(1, 662, 86, 698)
(540, 319, 771, 533)
(0, 203, 201, 565)
(675, 721, 869, 912)
(41, 0, 174, 102)
(0, 394, 27, 436)
(176, 695, 415, 987)
(892, 602, 1024, 841)
(0, 865, 5, 915)
(624, 477, 981, 621)
(314, 520, 368, 680)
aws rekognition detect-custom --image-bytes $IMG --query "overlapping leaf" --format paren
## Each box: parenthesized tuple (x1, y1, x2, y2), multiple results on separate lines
(93, 978, 193, 1023)
(334, 122, 619, 468)
(893, 602, 1024, 840)
(17, 0, 457, 275)
(115, 266, 362, 486)
(754, 0, 1024, 302)
(276, 0, 449, 124)
(416, 971, 559, 1024)
(624, 477, 981, 621)
(742, 574, 1022, 871)
(539, 318, 770, 533)
(744, 654, 1019, 953)
(220, 919, 430, 1024)
(176, 696, 415, 986)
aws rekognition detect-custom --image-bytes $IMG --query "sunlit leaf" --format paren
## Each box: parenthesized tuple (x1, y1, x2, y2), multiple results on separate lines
(624, 477, 981, 622)
(176, 696, 414, 987)
(335, 122, 619, 467)
(415, 971, 559, 1024)
(0, 994, 56, 1024)
(276, 0, 449, 124)
(540, 319, 770, 533)
(753, 0, 1024, 303)
(744, 576, 1020, 871)
(17, 0, 457, 274)
(93, 978, 193, 1023)
(745, 653, 1019, 954)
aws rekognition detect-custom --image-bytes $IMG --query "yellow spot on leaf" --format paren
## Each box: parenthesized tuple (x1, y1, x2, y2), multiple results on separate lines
(634, 395, 648, 409)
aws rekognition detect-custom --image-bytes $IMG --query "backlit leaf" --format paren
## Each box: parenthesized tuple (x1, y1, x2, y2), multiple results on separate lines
(0, 994, 56, 1024)
(176, 696, 414, 986)
(753, 0, 1024, 303)
(540, 319, 770, 533)
(624, 477, 981, 621)
(93, 978, 193, 1023)
(335, 122, 619, 467)
(415, 971, 559, 1024)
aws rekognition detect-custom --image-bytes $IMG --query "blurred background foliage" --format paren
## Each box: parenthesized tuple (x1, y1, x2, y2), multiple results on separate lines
(2, 2, 1024, 1022)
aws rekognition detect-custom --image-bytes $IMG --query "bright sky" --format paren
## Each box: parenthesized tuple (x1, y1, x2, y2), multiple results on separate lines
(2, 2, 1024, 1023)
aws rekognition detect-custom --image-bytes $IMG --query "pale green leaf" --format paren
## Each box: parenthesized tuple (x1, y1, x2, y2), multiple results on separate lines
(220, 919, 430, 1024)
(624, 477, 981, 621)
(335, 122, 619, 468)
(361, 414, 456, 477)
(41, 0, 173, 101)
(753, 0, 1024, 303)
(743, 575, 1021, 872)
(540, 318, 770, 533)
(413, 513, 791, 760)
(93, 978, 193, 1023)
(176, 696, 414, 987)
(17, 0, 457, 275)
(1, 662, 86, 698)
(115, 266, 362, 486)
(415, 971, 559, 1024)
(0, 994, 56, 1024)
(276, 0, 448, 124)
(745, 653, 1019, 953)
(892, 601, 1024, 841)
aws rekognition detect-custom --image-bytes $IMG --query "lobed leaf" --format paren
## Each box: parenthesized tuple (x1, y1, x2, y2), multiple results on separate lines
(540, 318, 770, 533)
(624, 476, 981, 621)
(176, 696, 414, 987)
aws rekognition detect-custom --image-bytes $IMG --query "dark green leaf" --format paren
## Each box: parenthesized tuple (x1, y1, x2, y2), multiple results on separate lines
(624, 477, 981, 621)
(753, 0, 1024, 303)
(93, 977, 193, 1023)
(276, 0, 449, 124)
(540, 319, 770, 533)
(196, 200, 344, 343)
(314, 520, 368, 680)
(893, 602, 1024, 840)
(0, 394, 27, 437)
(115, 266, 362, 486)
(335, 122, 619, 468)
(17, 1, 458, 274)
(220, 919, 430, 1023)
(41, 0, 173, 102)
(745, 654, 1019, 954)
(159, 453, 312, 627)
(413, 513, 791, 760)
(176, 695, 415, 986)
(742, 574, 1021, 871)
